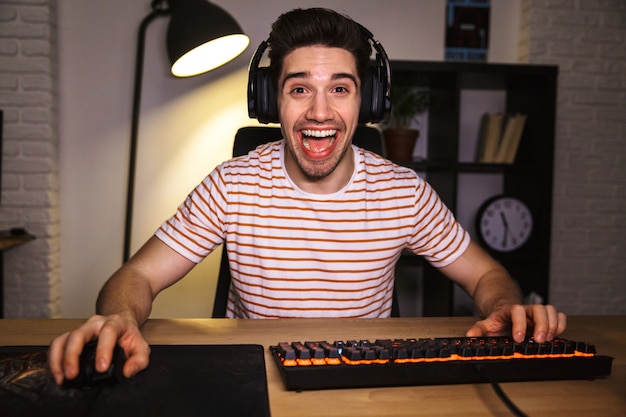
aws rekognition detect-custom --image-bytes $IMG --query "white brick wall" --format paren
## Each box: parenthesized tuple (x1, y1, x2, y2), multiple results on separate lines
(0, 0, 61, 317)
(523, 0, 626, 314)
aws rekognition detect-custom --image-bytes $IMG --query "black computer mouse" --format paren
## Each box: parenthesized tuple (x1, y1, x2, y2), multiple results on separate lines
(63, 340, 126, 389)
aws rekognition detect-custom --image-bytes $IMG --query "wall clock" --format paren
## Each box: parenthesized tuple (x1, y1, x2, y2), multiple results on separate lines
(476, 195, 533, 252)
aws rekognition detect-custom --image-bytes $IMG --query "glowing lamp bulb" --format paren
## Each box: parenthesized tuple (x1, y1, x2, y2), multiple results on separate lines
(171, 34, 249, 77)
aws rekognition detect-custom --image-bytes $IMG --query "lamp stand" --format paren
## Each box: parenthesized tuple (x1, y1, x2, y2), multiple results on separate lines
(124, 2, 169, 263)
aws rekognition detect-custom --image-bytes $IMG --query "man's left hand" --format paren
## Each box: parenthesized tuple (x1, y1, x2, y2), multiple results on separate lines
(465, 304, 567, 343)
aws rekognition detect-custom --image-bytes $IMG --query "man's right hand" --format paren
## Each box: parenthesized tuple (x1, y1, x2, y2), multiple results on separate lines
(47, 314, 151, 386)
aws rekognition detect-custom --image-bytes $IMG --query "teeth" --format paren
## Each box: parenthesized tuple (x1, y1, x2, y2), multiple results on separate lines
(302, 129, 337, 138)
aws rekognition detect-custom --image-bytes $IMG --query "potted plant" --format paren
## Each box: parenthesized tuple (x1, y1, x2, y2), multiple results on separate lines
(382, 84, 430, 162)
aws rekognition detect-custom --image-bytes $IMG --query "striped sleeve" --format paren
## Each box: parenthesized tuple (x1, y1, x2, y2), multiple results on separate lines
(156, 164, 230, 263)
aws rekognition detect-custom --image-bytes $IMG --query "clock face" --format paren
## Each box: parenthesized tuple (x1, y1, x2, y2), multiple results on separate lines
(477, 196, 533, 252)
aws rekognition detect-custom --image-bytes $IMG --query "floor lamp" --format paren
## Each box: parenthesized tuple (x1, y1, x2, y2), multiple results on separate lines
(123, 0, 249, 262)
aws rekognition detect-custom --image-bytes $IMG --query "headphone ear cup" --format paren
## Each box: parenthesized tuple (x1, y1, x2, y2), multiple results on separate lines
(247, 40, 279, 124)
(359, 69, 374, 124)
(262, 69, 279, 124)
(359, 66, 388, 124)
(254, 68, 279, 124)
(370, 66, 383, 123)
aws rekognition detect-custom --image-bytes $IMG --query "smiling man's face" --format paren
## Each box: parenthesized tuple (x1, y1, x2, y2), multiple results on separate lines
(277, 45, 361, 194)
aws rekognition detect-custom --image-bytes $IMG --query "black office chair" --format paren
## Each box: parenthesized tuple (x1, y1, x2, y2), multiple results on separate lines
(212, 125, 400, 317)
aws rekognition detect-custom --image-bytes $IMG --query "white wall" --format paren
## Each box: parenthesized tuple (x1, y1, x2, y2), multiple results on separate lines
(58, 0, 520, 318)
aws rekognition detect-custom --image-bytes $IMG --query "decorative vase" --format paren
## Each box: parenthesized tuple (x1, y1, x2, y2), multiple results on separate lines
(383, 128, 419, 162)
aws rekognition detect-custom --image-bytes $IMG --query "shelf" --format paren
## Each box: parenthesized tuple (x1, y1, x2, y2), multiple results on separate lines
(0, 231, 35, 252)
(398, 160, 513, 173)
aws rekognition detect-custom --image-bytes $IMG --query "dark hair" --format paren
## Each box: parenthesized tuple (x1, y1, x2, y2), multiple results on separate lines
(267, 8, 372, 91)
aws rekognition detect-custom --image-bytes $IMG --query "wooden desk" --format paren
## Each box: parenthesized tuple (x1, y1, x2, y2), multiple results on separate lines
(0, 316, 624, 417)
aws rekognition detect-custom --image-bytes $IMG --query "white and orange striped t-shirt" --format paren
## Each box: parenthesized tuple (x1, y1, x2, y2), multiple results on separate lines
(156, 140, 470, 319)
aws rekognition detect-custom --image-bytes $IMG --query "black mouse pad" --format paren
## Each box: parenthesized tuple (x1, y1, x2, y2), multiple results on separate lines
(0, 344, 271, 417)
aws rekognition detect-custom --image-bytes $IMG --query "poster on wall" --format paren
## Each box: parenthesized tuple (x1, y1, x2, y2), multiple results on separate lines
(445, 0, 490, 61)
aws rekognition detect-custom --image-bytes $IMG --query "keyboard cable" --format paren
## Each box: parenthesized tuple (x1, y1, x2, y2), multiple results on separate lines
(476, 364, 529, 417)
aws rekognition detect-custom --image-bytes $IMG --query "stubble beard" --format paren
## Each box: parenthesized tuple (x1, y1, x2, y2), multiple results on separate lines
(288, 138, 350, 180)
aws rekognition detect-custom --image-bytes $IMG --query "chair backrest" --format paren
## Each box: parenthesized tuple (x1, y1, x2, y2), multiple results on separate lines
(212, 125, 399, 317)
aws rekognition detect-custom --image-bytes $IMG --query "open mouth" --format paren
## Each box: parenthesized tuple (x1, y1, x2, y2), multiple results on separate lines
(300, 129, 337, 156)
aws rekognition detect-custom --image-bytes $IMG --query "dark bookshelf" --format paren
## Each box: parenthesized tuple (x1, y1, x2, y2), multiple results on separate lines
(389, 61, 557, 316)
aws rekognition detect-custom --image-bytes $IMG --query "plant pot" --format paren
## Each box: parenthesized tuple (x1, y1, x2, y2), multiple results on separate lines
(383, 128, 419, 162)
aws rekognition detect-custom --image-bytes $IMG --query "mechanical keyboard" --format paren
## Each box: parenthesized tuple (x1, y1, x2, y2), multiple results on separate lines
(270, 336, 613, 391)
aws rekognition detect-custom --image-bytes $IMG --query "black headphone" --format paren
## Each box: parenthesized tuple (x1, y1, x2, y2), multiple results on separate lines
(247, 25, 391, 125)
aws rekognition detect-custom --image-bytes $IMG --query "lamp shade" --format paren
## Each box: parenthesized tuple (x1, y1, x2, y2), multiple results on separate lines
(167, 0, 249, 77)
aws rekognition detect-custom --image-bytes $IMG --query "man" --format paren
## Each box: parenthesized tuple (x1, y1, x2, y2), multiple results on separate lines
(49, 8, 566, 385)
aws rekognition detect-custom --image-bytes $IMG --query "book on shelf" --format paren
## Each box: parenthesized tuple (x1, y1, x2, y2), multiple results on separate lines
(477, 112, 503, 163)
(476, 112, 527, 164)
